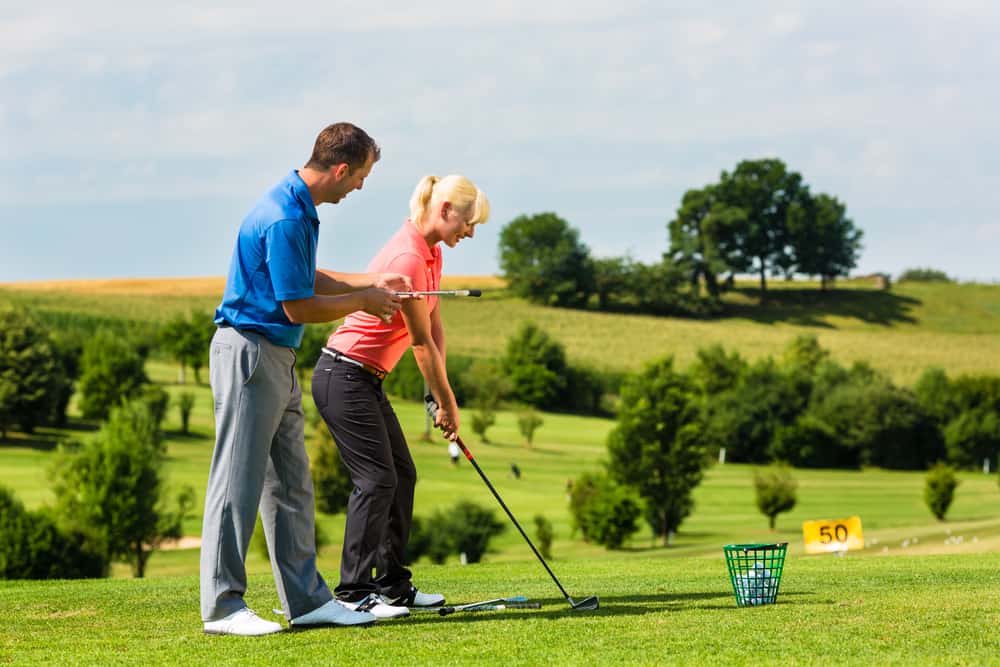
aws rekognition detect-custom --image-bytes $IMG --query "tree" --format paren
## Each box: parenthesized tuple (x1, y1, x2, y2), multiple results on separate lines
(787, 193, 863, 289)
(898, 267, 953, 283)
(177, 392, 196, 435)
(533, 515, 554, 559)
(51, 400, 194, 577)
(924, 463, 959, 521)
(159, 312, 213, 384)
(714, 159, 806, 296)
(462, 358, 509, 443)
(0, 308, 63, 434)
(297, 324, 331, 384)
(667, 185, 745, 297)
(754, 466, 797, 530)
(77, 329, 147, 420)
(592, 256, 633, 309)
(501, 323, 568, 410)
(498, 212, 595, 307)
(517, 408, 544, 447)
(606, 357, 707, 543)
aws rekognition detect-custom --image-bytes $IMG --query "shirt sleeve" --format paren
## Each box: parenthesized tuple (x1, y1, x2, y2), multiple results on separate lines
(385, 252, 429, 292)
(265, 219, 316, 302)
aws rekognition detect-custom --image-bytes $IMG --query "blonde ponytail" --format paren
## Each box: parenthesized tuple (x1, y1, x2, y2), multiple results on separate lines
(408, 175, 439, 228)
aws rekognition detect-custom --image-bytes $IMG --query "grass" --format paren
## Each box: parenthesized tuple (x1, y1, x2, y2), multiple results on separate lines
(3, 553, 1000, 665)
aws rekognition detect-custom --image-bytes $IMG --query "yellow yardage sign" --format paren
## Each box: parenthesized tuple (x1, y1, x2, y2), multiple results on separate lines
(802, 516, 864, 554)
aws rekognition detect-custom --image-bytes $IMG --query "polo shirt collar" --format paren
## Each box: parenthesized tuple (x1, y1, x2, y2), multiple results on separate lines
(289, 170, 319, 222)
(404, 221, 440, 262)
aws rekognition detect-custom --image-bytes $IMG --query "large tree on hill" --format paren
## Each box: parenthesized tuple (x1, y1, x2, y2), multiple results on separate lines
(787, 193, 863, 289)
(713, 159, 806, 296)
(667, 185, 746, 298)
(498, 213, 595, 307)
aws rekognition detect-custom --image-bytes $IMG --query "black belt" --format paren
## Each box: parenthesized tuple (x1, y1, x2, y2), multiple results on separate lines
(321, 348, 387, 381)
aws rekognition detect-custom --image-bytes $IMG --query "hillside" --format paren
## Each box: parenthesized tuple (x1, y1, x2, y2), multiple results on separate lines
(2, 276, 998, 384)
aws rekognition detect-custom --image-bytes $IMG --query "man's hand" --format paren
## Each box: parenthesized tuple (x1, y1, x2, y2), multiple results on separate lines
(374, 273, 414, 294)
(361, 287, 403, 323)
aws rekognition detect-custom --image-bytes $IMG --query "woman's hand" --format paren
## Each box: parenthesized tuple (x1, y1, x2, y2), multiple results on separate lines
(434, 402, 460, 441)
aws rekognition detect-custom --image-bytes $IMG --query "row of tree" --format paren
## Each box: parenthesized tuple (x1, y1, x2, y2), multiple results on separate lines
(498, 158, 864, 313)
(566, 334, 999, 548)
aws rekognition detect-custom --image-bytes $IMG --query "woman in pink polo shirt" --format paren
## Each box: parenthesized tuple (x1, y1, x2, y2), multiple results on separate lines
(311, 174, 489, 617)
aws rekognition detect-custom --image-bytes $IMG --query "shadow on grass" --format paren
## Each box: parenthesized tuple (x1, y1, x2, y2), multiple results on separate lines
(397, 590, 817, 625)
(723, 288, 921, 328)
(467, 440, 566, 457)
(0, 420, 97, 451)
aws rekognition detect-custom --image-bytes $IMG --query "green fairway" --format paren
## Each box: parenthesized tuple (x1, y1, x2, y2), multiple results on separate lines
(3, 553, 1000, 665)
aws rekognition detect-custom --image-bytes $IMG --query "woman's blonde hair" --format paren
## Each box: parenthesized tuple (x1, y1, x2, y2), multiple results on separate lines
(408, 175, 490, 230)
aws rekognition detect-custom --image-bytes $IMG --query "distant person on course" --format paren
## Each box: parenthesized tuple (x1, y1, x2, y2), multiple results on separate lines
(201, 122, 414, 637)
(311, 174, 490, 619)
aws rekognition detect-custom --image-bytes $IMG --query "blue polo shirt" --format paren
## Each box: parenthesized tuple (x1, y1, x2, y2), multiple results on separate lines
(214, 170, 319, 348)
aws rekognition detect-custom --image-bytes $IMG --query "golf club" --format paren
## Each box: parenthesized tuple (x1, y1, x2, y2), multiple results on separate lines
(408, 596, 529, 614)
(396, 289, 482, 298)
(425, 394, 600, 612)
(439, 602, 541, 616)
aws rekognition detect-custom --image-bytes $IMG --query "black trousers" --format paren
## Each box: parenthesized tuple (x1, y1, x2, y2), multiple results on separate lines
(311, 354, 416, 601)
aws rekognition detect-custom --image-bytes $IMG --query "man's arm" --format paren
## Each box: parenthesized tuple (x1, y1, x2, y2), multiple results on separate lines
(402, 298, 459, 439)
(282, 288, 399, 324)
(315, 269, 412, 296)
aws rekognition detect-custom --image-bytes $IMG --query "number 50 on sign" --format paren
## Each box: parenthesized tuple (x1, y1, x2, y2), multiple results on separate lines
(802, 516, 864, 554)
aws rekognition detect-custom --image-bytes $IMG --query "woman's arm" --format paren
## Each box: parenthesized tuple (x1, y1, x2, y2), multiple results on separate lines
(402, 298, 459, 440)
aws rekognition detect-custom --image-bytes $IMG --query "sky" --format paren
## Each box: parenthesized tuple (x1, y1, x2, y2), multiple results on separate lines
(2, 2, 998, 283)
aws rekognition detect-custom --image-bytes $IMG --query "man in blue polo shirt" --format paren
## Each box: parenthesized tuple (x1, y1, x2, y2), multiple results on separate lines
(201, 122, 413, 636)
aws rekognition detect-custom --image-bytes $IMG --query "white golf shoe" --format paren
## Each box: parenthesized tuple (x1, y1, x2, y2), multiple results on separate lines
(290, 599, 377, 629)
(203, 607, 283, 636)
(340, 594, 410, 619)
(386, 585, 445, 608)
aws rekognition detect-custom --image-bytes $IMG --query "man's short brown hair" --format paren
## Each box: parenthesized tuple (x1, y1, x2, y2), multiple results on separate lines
(305, 122, 380, 171)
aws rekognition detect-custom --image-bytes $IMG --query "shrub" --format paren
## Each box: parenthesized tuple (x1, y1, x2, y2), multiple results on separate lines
(310, 426, 354, 515)
(770, 415, 850, 468)
(753, 466, 798, 530)
(252, 513, 328, 563)
(501, 323, 568, 410)
(423, 501, 505, 564)
(898, 267, 953, 283)
(569, 472, 641, 549)
(77, 329, 147, 420)
(533, 515, 554, 559)
(0, 487, 107, 580)
(944, 408, 1000, 469)
(402, 516, 432, 565)
(470, 408, 496, 443)
(517, 408, 543, 446)
(925, 463, 959, 520)
(138, 384, 170, 431)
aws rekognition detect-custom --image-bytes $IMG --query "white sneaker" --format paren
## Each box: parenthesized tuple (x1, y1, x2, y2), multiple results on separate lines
(204, 608, 283, 636)
(290, 599, 376, 628)
(341, 594, 410, 619)
(386, 585, 445, 608)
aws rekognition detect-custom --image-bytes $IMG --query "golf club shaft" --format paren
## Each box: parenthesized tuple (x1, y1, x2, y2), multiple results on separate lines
(454, 435, 575, 602)
(440, 602, 540, 616)
(396, 289, 481, 297)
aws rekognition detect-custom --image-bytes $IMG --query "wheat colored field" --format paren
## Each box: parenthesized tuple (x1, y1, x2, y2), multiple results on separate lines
(3, 276, 996, 384)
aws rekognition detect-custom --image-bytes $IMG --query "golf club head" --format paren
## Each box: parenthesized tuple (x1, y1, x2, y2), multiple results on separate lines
(570, 596, 600, 611)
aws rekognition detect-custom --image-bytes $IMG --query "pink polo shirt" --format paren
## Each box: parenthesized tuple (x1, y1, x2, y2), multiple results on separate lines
(327, 221, 441, 372)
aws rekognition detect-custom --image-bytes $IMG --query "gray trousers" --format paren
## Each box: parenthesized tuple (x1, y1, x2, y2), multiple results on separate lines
(200, 326, 333, 621)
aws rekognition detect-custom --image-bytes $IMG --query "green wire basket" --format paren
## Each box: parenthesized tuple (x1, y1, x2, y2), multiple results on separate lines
(723, 543, 787, 607)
